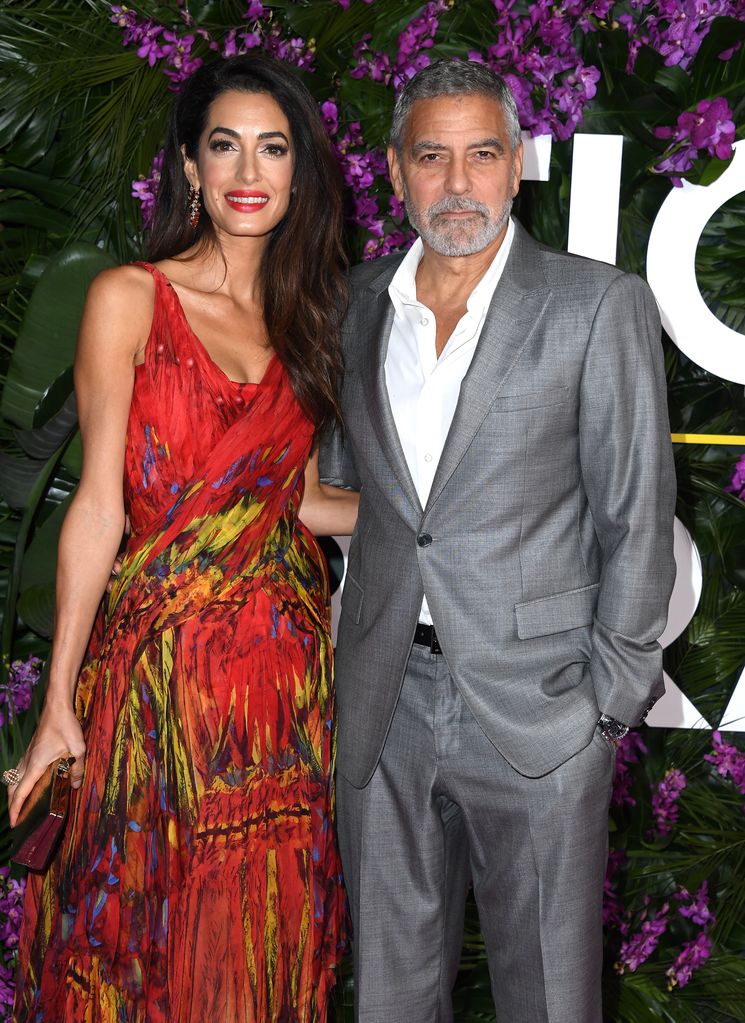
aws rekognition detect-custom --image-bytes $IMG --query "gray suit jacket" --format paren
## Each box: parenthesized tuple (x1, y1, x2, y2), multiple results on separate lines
(320, 219, 676, 787)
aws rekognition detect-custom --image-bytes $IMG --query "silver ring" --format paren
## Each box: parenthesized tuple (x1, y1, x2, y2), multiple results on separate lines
(1, 767, 21, 787)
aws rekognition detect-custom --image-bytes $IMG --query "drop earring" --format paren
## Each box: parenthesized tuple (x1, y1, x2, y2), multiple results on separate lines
(187, 186, 201, 228)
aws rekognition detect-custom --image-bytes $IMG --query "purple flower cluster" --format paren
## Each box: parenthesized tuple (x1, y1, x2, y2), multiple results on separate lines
(666, 930, 713, 989)
(649, 767, 687, 838)
(111, 3, 315, 82)
(0, 656, 42, 728)
(322, 106, 414, 259)
(664, 883, 716, 988)
(350, 2, 449, 91)
(0, 867, 26, 1011)
(131, 148, 163, 230)
(611, 729, 648, 807)
(221, 27, 262, 58)
(259, 26, 316, 71)
(619, 0, 743, 73)
(727, 453, 745, 500)
(606, 731, 719, 988)
(616, 898, 670, 972)
(110, 6, 203, 83)
(467, 1, 602, 140)
(678, 881, 715, 927)
(614, 883, 716, 982)
(655, 96, 735, 184)
(705, 730, 745, 795)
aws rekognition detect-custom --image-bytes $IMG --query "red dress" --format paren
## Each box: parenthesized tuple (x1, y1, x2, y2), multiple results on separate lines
(14, 263, 346, 1022)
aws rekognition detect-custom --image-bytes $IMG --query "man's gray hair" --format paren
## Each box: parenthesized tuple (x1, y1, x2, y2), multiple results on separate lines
(390, 60, 522, 155)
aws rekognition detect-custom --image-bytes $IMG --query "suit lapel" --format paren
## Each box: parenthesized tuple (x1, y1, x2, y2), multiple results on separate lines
(424, 222, 552, 514)
(359, 265, 423, 522)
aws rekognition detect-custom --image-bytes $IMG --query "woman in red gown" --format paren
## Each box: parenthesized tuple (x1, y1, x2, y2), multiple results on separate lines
(8, 54, 357, 1022)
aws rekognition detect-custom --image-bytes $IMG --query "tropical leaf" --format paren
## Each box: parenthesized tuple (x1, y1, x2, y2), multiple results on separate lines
(17, 498, 73, 639)
(0, 243, 115, 429)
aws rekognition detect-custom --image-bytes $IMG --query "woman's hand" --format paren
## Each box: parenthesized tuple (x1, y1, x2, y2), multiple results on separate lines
(7, 702, 86, 827)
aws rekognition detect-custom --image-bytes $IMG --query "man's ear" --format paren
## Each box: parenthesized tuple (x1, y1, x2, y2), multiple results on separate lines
(181, 144, 200, 191)
(387, 145, 405, 201)
(511, 142, 524, 198)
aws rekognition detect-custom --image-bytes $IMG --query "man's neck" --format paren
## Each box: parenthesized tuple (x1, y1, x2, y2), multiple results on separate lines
(414, 223, 509, 309)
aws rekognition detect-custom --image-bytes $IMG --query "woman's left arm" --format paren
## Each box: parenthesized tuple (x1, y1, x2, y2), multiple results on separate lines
(300, 451, 359, 536)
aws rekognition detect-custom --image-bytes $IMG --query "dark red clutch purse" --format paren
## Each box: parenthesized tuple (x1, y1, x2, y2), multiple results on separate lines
(9, 757, 74, 871)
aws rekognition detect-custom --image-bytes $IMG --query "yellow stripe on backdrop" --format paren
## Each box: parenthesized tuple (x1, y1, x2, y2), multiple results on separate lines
(671, 434, 745, 445)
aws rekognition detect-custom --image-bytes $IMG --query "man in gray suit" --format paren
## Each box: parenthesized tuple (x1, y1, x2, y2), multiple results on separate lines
(320, 60, 676, 1023)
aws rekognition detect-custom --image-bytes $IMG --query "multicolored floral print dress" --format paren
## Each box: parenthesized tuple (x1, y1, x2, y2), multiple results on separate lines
(13, 263, 346, 1022)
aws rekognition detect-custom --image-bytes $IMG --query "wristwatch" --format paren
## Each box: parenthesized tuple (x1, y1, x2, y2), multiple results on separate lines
(598, 713, 629, 745)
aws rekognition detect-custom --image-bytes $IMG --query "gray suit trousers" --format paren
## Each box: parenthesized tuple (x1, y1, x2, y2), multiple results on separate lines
(337, 643, 615, 1023)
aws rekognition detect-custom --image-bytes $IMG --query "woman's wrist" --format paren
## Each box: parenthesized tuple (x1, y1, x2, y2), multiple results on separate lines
(43, 686, 77, 714)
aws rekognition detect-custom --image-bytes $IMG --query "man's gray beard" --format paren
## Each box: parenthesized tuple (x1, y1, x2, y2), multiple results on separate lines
(403, 187, 513, 257)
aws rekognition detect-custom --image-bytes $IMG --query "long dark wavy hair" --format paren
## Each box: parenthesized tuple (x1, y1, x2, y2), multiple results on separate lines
(148, 54, 347, 432)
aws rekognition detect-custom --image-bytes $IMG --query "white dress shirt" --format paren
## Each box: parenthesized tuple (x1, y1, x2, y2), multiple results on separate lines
(385, 218, 515, 624)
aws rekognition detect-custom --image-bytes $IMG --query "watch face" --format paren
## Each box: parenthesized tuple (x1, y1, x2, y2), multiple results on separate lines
(599, 716, 629, 742)
(606, 721, 628, 741)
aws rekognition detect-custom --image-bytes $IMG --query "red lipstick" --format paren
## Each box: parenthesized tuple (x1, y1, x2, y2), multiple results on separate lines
(225, 190, 270, 212)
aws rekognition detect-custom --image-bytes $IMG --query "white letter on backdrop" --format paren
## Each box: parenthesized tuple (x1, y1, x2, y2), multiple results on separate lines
(568, 134, 624, 264)
(646, 518, 711, 730)
(647, 140, 745, 384)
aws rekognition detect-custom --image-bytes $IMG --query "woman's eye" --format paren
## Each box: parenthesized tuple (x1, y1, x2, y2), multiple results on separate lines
(209, 139, 234, 153)
(262, 144, 289, 157)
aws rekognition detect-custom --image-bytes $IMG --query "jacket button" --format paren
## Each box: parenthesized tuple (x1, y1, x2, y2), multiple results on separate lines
(417, 533, 432, 547)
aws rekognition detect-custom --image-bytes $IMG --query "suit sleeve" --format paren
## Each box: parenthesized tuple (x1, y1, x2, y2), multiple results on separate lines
(318, 420, 361, 491)
(579, 272, 677, 726)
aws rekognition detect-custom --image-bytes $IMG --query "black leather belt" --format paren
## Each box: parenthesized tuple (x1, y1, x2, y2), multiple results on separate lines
(413, 622, 442, 654)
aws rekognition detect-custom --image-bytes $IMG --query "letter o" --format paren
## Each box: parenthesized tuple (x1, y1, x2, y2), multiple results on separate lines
(647, 140, 745, 384)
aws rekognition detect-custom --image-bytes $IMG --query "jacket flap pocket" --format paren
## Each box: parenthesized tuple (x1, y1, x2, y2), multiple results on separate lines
(489, 386, 570, 413)
(515, 582, 599, 639)
(340, 573, 363, 624)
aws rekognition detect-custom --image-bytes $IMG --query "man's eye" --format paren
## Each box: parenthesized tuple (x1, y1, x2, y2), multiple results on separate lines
(475, 150, 496, 159)
(420, 153, 440, 163)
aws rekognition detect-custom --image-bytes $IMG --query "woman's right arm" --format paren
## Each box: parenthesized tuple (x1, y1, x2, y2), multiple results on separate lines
(8, 267, 153, 826)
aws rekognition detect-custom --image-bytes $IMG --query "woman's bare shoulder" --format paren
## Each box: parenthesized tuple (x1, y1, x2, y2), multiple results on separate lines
(85, 264, 156, 328)
(87, 263, 156, 307)
(80, 264, 157, 359)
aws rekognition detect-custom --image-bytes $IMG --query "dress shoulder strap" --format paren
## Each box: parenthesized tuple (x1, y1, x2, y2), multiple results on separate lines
(129, 261, 175, 369)
(131, 260, 167, 284)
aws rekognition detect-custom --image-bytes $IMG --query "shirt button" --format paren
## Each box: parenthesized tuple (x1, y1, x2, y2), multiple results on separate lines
(420, 317, 429, 326)
(423, 453, 433, 463)
(185, 357, 194, 368)
(417, 533, 432, 548)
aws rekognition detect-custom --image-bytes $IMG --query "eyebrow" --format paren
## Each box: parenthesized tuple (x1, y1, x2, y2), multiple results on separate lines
(208, 127, 290, 143)
(410, 137, 506, 155)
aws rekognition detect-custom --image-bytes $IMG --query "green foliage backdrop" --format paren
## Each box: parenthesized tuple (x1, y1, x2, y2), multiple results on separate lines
(1, 2, 745, 1020)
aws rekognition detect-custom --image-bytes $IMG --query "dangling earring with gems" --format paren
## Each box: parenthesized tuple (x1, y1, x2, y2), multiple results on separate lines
(187, 185, 201, 229)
